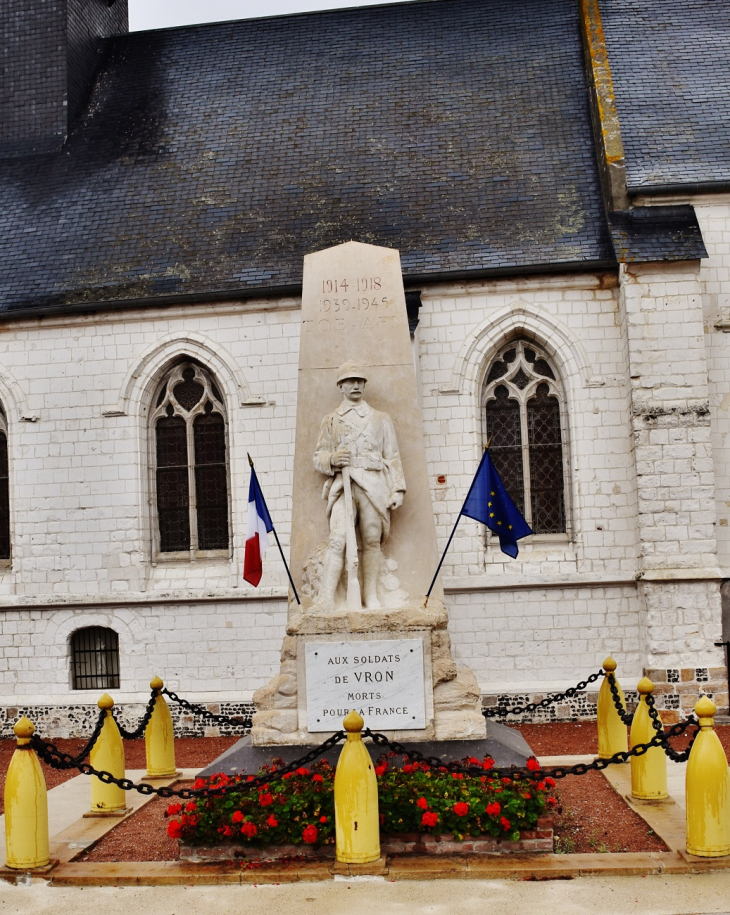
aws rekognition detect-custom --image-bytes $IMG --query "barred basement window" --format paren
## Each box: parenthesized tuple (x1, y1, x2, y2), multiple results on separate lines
(483, 340, 567, 535)
(71, 627, 120, 690)
(151, 362, 230, 555)
(0, 406, 9, 560)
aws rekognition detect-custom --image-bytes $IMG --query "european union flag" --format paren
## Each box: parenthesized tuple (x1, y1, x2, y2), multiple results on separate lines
(461, 451, 532, 558)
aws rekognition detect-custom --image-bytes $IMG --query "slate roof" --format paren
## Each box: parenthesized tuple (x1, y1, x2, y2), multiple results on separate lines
(0, 0, 614, 315)
(608, 206, 707, 263)
(600, 0, 730, 191)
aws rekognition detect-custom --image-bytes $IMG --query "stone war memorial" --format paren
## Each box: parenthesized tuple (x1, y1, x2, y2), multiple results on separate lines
(250, 241, 492, 751)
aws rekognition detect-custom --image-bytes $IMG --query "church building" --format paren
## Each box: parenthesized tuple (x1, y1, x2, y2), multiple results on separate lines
(1, 0, 729, 734)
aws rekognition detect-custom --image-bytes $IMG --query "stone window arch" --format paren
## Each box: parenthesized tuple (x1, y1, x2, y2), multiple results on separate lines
(70, 627, 120, 690)
(150, 361, 230, 556)
(482, 339, 568, 535)
(0, 405, 9, 560)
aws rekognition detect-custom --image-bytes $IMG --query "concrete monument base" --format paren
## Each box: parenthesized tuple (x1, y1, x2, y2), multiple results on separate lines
(201, 720, 532, 778)
(251, 598, 487, 746)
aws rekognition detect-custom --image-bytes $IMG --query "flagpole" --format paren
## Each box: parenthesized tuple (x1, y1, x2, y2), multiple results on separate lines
(423, 445, 491, 608)
(248, 454, 301, 605)
(423, 515, 462, 607)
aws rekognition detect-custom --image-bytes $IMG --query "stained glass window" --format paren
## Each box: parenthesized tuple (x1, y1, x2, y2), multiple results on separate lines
(152, 363, 229, 555)
(0, 407, 9, 560)
(484, 341, 567, 536)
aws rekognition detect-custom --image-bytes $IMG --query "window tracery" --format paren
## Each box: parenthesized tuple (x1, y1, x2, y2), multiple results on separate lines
(483, 340, 567, 536)
(150, 362, 229, 555)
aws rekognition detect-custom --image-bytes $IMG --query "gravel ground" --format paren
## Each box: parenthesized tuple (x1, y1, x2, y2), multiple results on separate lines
(3, 723, 728, 861)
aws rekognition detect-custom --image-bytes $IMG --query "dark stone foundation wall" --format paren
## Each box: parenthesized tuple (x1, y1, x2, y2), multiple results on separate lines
(1, 666, 725, 739)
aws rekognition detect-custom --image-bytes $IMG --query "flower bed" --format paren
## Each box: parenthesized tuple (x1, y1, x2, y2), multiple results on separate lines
(169, 753, 556, 860)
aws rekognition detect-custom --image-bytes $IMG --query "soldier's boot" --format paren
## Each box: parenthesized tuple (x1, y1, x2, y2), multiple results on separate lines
(362, 546, 382, 610)
(319, 549, 344, 609)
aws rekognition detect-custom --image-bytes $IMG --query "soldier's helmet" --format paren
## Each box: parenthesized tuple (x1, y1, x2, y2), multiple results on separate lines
(336, 361, 368, 385)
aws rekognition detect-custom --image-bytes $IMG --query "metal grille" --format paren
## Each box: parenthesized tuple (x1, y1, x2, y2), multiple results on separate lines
(156, 415, 191, 551)
(486, 385, 525, 515)
(0, 431, 10, 559)
(71, 627, 120, 690)
(527, 383, 565, 533)
(193, 409, 229, 550)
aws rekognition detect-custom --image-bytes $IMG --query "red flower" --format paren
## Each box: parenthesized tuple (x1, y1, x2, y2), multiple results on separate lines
(402, 764, 414, 774)
(547, 797, 558, 808)
(421, 811, 438, 828)
(320, 816, 328, 823)
(295, 767, 311, 777)
(501, 777, 512, 785)
(536, 781, 546, 791)
(259, 793, 274, 806)
(453, 802, 469, 817)
(526, 757, 540, 772)
(451, 772, 464, 780)
(166, 803, 182, 816)
(246, 775, 255, 782)
(241, 821, 258, 838)
(231, 810, 244, 824)
(185, 801, 197, 813)
(375, 765, 387, 776)
(312, 774, 324, 783)
(167, 819, 183, 839)
(500, 816, 512, 831)
(416, 796, 429, 810)
(467, 756, 481, 766)
(302, 825, 318, 844)
(482, 758, 494, 770)
(218, 825, 233, 837)
(544, 777, 556, 787)
(266, 815, 278, 828)
(485, 802, 501, 816)
(193, 778, 205, 789)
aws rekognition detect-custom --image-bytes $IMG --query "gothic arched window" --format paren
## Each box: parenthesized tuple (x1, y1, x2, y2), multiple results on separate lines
(0, 406, 10, 560)
(151, 362, 230, 555)
(483, 340, 567, 535)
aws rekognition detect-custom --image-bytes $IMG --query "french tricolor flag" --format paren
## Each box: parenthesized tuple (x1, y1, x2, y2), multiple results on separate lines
(243, 467, 274, 587)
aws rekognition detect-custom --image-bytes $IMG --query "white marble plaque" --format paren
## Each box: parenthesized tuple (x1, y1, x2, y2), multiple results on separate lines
(305, 638, 426, 732)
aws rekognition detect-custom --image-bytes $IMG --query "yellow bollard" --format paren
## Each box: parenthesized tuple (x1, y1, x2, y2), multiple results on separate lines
(145, 676, 178, 779)
(686, 695, 730, 857)
(597, 656, 628, 759)
(4, 718, 50, 870)
(334, 710, 380, 864)
(630, 676, 667, 800)
(87, 693, 127, 816)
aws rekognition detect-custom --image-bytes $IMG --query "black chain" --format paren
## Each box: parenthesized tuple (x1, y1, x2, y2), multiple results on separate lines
(29, 730, 345, 800)
(607, 672, 634, 726)
(111, 689, 159, 741)
(645, 693, 700, 763)
(482, 669, 604, 719)
(364, 717, 698, 781)
(162, 688, 252, 729)
(64, 708, 107, 765)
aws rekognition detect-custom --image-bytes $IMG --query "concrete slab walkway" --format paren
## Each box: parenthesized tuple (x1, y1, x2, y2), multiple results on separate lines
(1, 874, 730, 915)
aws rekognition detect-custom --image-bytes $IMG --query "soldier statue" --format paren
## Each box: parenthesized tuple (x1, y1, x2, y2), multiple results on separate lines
(313, 361, 406, 610)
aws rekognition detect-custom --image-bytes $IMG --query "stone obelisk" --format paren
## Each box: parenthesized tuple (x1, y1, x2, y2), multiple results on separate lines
(251, 242, 486, 745)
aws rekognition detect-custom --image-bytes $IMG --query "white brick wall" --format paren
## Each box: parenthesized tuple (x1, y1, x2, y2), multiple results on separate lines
(0, 247, 727, 708)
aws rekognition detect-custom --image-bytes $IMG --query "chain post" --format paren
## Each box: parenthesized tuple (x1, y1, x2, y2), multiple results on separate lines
(597, 657, 628, 759)
(145, 676, 179, 779)
(4, 718, 50, 870)
(88, 694, 128, 816)
(686, 695, 730, 857)
(334, 711, 380, 865)
(630, 677, 667, 800)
